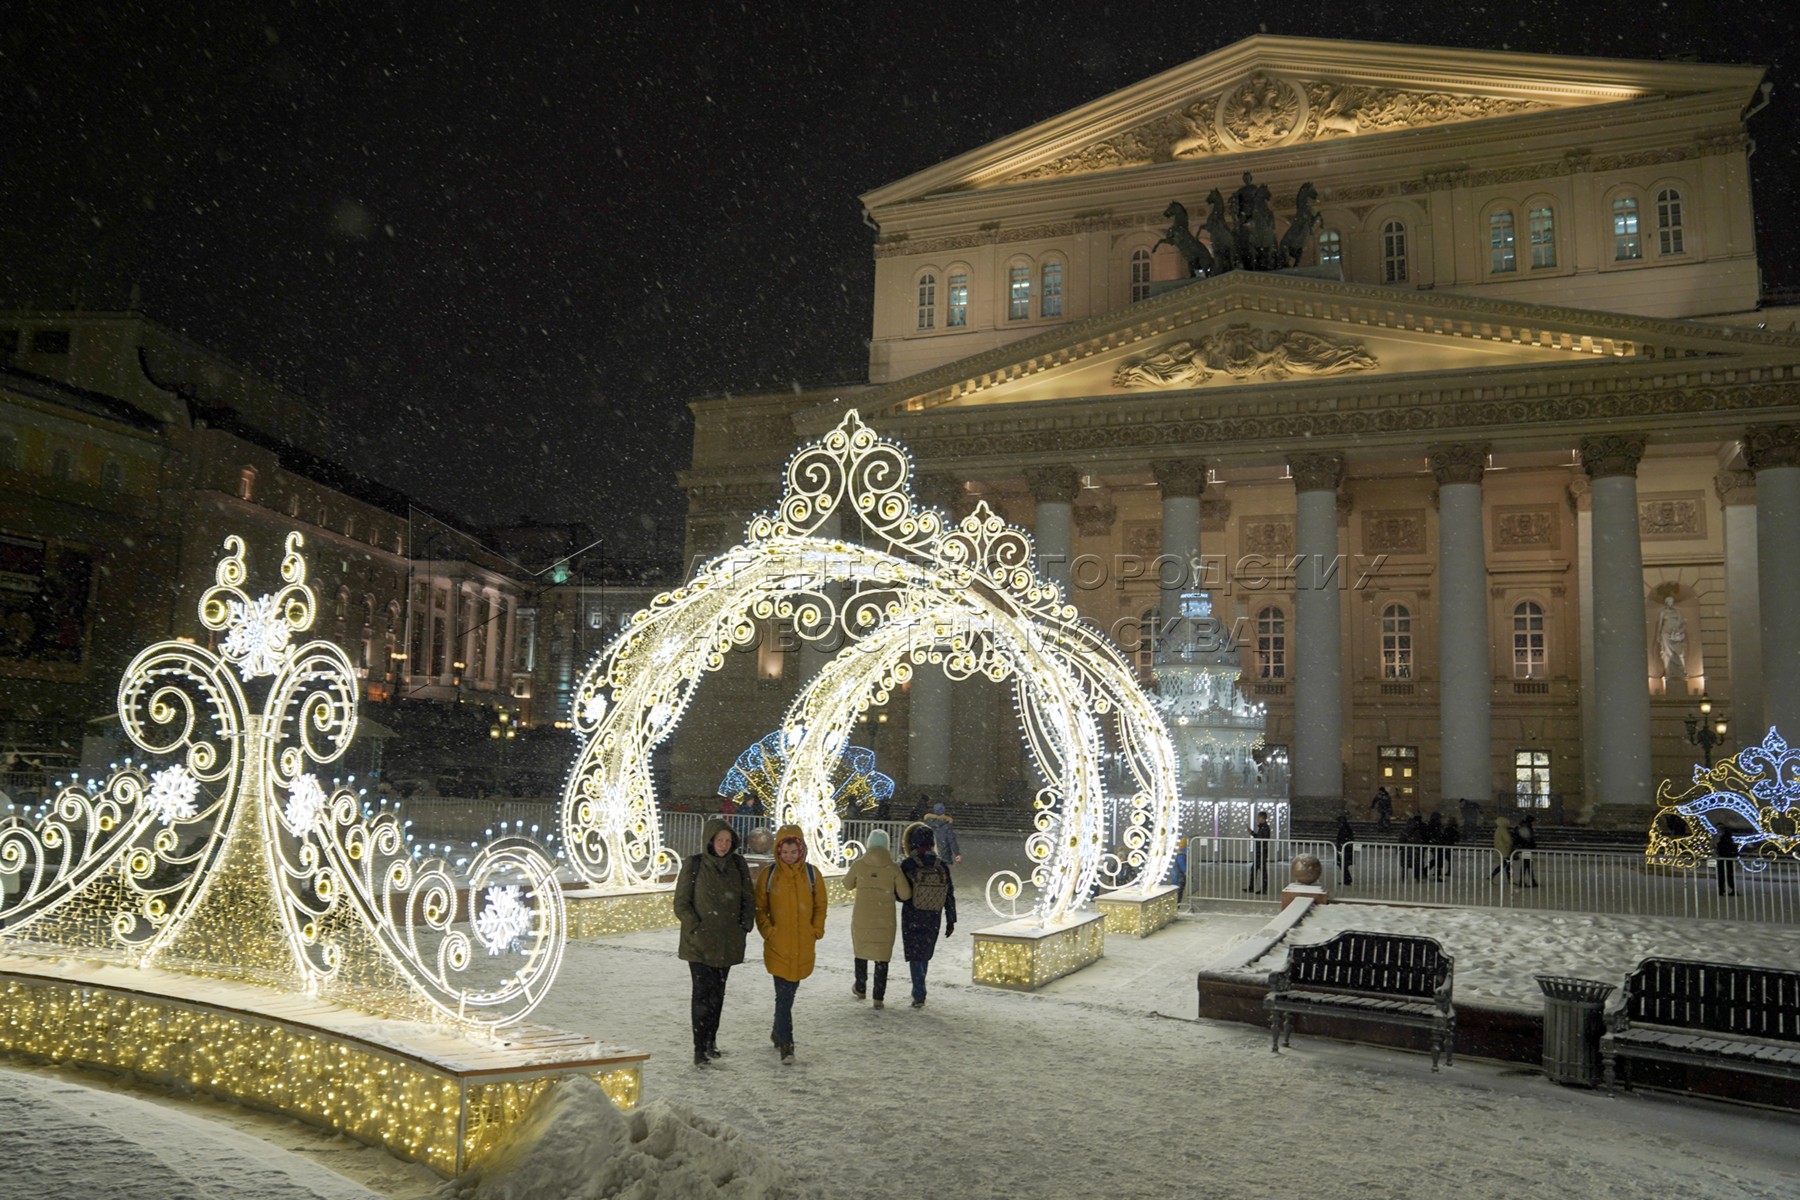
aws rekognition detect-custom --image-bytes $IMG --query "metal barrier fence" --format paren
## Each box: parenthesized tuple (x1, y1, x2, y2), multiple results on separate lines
(1180, 837, 1337, 899)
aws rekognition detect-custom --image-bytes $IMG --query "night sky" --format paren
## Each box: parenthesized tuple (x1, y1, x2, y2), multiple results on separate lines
(5, 3, 1798, 568)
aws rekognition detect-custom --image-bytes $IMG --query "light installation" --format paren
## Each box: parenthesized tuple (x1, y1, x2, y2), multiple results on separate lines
(0, 534, 565, 1030)
(1647, 726, 1800, 869)
(719, 730, 894, 819)
(561, 411, 1180, 922)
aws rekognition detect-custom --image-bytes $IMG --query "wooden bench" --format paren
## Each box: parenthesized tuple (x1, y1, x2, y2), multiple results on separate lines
(1601, 957, 1800, 1099)
(1266, 931, 1456, 1070)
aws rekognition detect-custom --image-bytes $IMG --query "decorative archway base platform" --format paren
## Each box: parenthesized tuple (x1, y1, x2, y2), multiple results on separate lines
(563, 872, 854, 939)
(1094, 884, 1180, 937)
(0, 956, 646, 1177)
(970, 911, 1106, 990)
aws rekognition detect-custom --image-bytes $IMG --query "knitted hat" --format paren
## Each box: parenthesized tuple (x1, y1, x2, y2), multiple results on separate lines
(866, 828, 890, 851)
(933, 802, 945, 815)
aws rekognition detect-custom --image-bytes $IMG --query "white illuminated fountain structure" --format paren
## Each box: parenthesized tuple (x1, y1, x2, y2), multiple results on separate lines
(1149, 591, 1290, 839)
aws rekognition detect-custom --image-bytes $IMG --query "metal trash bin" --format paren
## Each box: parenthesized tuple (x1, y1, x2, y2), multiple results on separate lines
(1535, 975, 1616, 1087)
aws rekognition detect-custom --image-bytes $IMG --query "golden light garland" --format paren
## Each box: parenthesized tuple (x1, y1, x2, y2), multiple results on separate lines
(1648, 726, 1800, 869)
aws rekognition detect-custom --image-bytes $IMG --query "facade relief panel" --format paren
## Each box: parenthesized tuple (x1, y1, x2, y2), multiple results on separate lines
(1493, 505, 1561, 551)
(1638, 492, 1706, 540)
(1240, 515, 1296, 559)
(1360, 509, 1426, 556)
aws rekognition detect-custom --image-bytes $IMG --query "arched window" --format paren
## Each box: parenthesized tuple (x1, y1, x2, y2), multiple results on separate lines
(1656, 188, 1685, 255)
(915, 273, 936, 330)
(947, 271, 969, 327)
(1008, 263, 1031, 320)
(1513, 601, 1546, 678)
(1381, 220, 1408, 284)
(101, 459, 123, 491)
(50, 446, 73, 480)
(285, 493, 300, 518)
(1612, 197, 1641, 261)
(1488, 210, 1517, 273)
(1528, 206, 1557, 269)
(344, 514, 357, 540)
(1381, 603, 1413, 679)
(237, 466, 257, 501)
(1256, 607, 1286, 680)
(1318, 229, 1342, 270)
(1129, 248, 1152, 302)
(1040, 261, 1064, 318)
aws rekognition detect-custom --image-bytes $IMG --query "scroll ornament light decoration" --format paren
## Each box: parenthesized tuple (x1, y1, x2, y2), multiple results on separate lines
(1648, 726, 1800, 870)
(561, 411, 1180, 923)
(0, 534, 564, 1031)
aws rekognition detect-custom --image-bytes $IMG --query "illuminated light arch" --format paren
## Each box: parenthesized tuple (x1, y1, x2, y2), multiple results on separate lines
(0, 534, 564, 1030)
(561, 412, 1179, 922)
(1648, 726, 1800, 869)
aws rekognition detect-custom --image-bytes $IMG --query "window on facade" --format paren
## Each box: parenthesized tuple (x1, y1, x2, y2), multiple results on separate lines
(50, 446, 73, 480)
(1129, 248, 1152, 302)
(1381, 220, 1408, 283)
(1528, 206, 1556, 269)
(238, 466, 257, 501)
(1612, 197, 1641, 261)
(947, 272, 968, 327)
(915, 273, 936, 330)
(1318, 229, 1342, 269)
(1256, 607, 1286, 679)
(1378, 745, 1419, 809)
(1381, 603, 1413, 679)
(1488, 210, 1517, 273)
(1656, 188, 1685, 255)
(101, 459, 123, 490)
(1513, 601, 1546, 678)
(1134, 606, 1158, 677)
(1008, 265, 1031, 320)
(32, 328, 71, 354)
(1514, 749, 1551, 806)
(1041, 261, 1063, 318)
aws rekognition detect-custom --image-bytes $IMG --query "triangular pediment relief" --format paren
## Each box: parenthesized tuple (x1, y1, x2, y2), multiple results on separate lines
(817, 273, 1800, 425)
(862, 37, 1764, 205)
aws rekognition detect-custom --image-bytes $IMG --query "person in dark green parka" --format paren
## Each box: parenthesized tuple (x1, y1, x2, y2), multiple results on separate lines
(674, 817, 756, 1066)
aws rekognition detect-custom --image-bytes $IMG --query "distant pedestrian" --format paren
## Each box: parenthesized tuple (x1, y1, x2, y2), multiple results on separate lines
(1714, 826, 1739, 897)
(1425, 811, 1448, 881)
(755, 824, 827, 1062)
(673, 817, 756, 1067)
(924, 802, 961, 864)
(1489, 818, 1514, 885)
(1334, 814, 1355, 886)
(907, 795, 925, 822)
(1243, 811, 1271, 894)
(1515, 813, 1539, 886)
(900, 824, 956, 1007)
(1370, 787, 1393, 831)
(847, 829, 911, 1008)
(1402, 813, 1426, 880)
(1172, 838, 1189, 903)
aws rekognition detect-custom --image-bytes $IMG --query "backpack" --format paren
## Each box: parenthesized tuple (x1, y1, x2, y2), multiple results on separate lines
(910, 861, 949, 912)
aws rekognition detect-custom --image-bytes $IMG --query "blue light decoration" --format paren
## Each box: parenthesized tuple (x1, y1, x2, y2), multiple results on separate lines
(1647, 726, 1800, 870)
(718, 729, 894, 817)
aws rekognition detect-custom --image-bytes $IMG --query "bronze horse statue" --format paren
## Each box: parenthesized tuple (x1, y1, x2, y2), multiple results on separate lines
(1279, 182, 1323, 268)
(1156, 201, 1214, 279)
(1202, 190, 1237, 274)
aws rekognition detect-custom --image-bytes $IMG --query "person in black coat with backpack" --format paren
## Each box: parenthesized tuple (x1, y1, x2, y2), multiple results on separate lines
(899, 823, 956, 1008)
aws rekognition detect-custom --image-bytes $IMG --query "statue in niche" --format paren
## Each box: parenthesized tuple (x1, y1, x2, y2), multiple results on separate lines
(1657, 596, 1688, 682)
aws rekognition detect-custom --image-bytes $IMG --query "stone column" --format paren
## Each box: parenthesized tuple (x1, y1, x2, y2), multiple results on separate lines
(1568, 477, 1599, 820)
(1580, 434, 1652, 810)
(1151, 459, 1207, 626)
(1745, 425, 1800, 739)
(1025, 464, 1082, 600)
(1291, 453, 1346, 816)
(1715, 469, 1762, 741)
(1430, 444, 1492, 811)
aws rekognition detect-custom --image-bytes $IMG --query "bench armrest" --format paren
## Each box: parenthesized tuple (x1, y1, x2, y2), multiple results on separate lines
(1268, 969, 1290, 993)
(1602, 1007, 1631, 1034)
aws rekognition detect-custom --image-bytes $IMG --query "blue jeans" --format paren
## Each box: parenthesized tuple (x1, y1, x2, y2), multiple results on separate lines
(909, 959, 929, 1002)
(771, 976, 799, 1044)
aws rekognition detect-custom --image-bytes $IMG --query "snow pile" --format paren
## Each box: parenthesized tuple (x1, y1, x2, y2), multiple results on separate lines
(441, 1076, 802, 1200)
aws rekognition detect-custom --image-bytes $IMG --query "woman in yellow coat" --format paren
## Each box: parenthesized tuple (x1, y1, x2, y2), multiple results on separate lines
(755, 824, 827, 1062)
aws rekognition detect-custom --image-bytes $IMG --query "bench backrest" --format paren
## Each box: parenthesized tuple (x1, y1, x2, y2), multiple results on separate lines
(1624, 957, 1800, 1043)
(1287, 931, 1450, 998)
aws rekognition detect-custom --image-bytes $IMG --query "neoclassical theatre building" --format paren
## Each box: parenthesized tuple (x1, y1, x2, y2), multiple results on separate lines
(679, 37, 1800, 827)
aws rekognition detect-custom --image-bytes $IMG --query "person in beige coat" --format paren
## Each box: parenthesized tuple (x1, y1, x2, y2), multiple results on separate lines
(847, 828, 911, 1008)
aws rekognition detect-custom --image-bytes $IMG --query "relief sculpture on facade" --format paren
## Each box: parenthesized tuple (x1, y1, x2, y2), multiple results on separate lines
(1112, 324, 1377, 388)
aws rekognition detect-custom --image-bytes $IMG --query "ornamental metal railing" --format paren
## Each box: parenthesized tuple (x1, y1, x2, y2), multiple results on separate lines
(1179, 836, 1337, 900)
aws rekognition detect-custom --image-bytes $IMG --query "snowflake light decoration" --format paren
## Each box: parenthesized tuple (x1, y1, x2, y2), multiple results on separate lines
(220, 594, 295, 680)
(1648, 726, 1800, 869)
(475, 885, 533, 956)
(145, 765, 200, 825)
(284, 774, 328, 830)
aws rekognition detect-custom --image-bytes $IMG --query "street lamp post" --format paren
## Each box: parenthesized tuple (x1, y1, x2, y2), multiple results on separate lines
(489, 709, 516, 794)
(387, 651, 407, 706)
(1684, 696, 1730, 768)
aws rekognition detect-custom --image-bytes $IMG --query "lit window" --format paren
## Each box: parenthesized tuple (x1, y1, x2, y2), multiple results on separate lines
(1528, 206, 1556, 269)
(238, 466, 257, 501)
(1489, 210, 1516, 273)
(1256, 607, 1286, 680)
(1318, 229, 1342, 269)
(1656, 188, 1684, 255)
(916, 273, 936, 330)
(1008, 265, 1030, 320)
(1381, 603, 1413, 679)
(50, 446, 73, 480)
(1382, 220, 1408, 284)
(1513, 601, 1546, 678)
(1514, 749, 1551, 806)
(1041, 262, 1063, 318)
(1129, 248, 1152, 302)
(947, 272, 968, 327)
(1612, 197, 1641, 261)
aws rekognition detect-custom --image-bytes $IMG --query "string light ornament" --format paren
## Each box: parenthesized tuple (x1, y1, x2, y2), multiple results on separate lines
(718, 731, 894, 824)
(562, 411, 1180, 922)
(1647, 726, 1800, 870)
(0, 533, 564, 1031)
